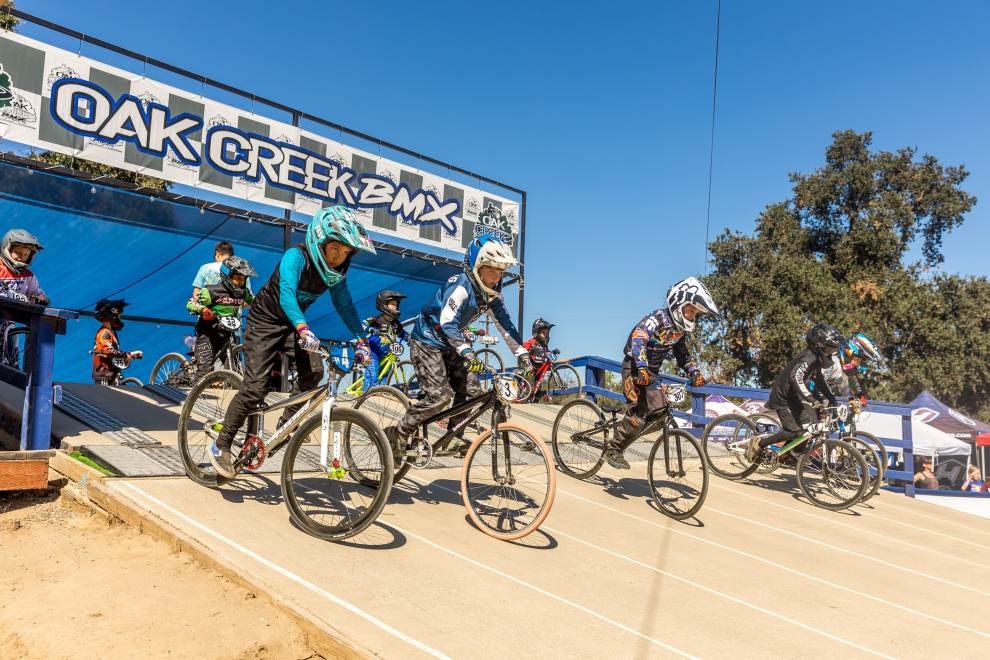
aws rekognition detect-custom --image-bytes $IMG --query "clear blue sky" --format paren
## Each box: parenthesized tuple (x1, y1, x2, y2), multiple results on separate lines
(23, 0, 990, 359)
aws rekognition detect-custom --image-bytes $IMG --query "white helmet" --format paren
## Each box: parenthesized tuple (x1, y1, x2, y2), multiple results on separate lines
(666, 277, 718, 332)
(465, 235, 517, 299)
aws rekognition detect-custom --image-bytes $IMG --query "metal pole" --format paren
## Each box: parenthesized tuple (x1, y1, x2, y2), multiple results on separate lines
(22, 317, 55, 450)
(517, 192, 527, 331)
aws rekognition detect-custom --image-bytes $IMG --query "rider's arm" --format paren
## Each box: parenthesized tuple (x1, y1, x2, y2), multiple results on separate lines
(673, 337, 701, 379)
(817, 356, 840, 406)
(488, 297, 527, 357)
(191, 263, 209, 300)
(791, 357, 817, 405)
(186, 288, 212, 315)
(93, 329, 125, 358)
(438, 283, 474, 355)
(278, 249, 312, 332)
(328, 281, 363, 339)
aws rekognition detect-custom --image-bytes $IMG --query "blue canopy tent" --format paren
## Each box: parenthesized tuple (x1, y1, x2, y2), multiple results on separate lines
(909, 390, 990, 488)
(0, 158, 464, 382)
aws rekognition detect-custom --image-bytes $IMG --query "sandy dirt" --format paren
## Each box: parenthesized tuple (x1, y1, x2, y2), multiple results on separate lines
(0, 491, 325, 660)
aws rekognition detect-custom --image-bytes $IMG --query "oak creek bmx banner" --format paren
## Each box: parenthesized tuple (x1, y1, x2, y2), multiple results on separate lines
(0, 31, 518, 254)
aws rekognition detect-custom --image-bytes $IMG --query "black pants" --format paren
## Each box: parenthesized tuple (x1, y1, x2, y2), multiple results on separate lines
(194, 319, 229, 378)
(612, 360, 667, 451)
(759, 397, 817, 449)
(396, 339, 480, 439)
(216, 316, 323, 450)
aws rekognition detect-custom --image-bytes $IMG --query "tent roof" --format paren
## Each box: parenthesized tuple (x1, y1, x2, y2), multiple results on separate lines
(909, 390, 990, 441)
(856, 411, 972, 457)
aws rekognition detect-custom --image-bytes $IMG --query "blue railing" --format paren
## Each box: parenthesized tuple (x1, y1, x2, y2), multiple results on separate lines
(0, 298, 78, 451)
(567, 355, 918, 496)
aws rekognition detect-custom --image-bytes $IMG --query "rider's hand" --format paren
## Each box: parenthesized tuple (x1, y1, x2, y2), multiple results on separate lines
(463, 351, 485, 374)
(128, 351, 143, 360)
(850, 399, 862, 415)
(354, 342, 371, 366)
(517, 354, 533, 372)
(634, 366, 652, 386)
(691, 372, 706, 387)
(859, 394, 868, 407)
(297, 327, 321, 353)
(200, 308, 216, 321)
(35, 294, 50, 307)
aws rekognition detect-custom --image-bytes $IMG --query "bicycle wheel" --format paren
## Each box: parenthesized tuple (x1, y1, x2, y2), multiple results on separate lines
(4, 327, 31, 371)
(547, 364, 581, 403)
(852, 430, 888, 484)
(177, 369, 246, 487)
(844, 436, 883, 502)
(648, 429, 709, 520)
(347, 385, 411, 486)
(281, 407, 393, 541)
(120, 377, 143, 387)
(796, 439, 869, 510)
(551, 398, 607, 479)
(150, 352, 191, 387)
(226, 344, 245, 376)
(702, 413, 763, 480)
(461, 422, 556, 541)
(392, 360, 419, 398)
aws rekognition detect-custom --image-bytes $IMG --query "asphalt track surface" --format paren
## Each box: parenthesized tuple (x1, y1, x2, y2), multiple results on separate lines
(61, 386, 990, 658)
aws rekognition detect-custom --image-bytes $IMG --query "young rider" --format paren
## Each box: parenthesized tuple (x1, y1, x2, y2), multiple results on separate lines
(186, 256, 256, 378)
(745, 323, 845, 462)
(524, 317, 555, 370)
(360, 290, 408, 389)
(210, 207, 375, 478)
(605, 277, 718, 470)
(837, 332, 885, 407)
(386, 235, 531, 460)
(91, 299, 142, 385)
(0, 229, 49, 366)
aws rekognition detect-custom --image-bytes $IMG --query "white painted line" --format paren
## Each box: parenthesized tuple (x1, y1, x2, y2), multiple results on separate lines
(117, 482, 449, 659)
(555, 484, 990, 639)
(404, 476, 696, 658)
(707, 481, 990, 571)
(545, 526, 894, 659)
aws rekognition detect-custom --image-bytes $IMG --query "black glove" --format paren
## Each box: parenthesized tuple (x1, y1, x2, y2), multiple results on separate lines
(35, 294, 50, 307)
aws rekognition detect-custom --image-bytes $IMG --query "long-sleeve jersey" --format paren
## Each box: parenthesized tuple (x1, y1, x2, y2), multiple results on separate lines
(187, 283, 254, 317)
(361, 314, 408, 358)
(248, 246, 362, 338)
(411, 273, 525, 357)
(0, 262, 47, 304)
(622, 308, 699, 377)
(523, 337, 553, 366)
(768, 348, 840, 409)
(92, 326, 126, 380)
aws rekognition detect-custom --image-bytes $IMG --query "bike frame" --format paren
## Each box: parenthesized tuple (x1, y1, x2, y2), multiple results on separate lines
(345, 350, 399, 394)
(572, 404, 687, 477)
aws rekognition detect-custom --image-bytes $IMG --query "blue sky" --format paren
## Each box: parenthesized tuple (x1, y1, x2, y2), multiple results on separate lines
(20, 0, 990, 359)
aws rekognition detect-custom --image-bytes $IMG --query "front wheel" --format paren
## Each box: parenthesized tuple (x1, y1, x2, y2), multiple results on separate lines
(551, 398, 607, 479)
(461, 422, 556, 540)
(347, 385, 411, 486)
(648, 430, 709, 520)
(392, 360, 419, 398)
(281, 407, 393, 541)
(702, 413, 762, 480)
(796, 439, 869, 511)
(844, 436, 884, 502)
(547, 364, 581, 403)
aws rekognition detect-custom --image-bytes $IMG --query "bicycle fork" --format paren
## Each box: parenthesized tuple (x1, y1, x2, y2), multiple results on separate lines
(319, 393, 347, 479)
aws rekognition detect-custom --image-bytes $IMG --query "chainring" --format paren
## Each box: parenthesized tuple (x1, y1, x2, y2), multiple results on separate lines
(239, 435, 267, 470)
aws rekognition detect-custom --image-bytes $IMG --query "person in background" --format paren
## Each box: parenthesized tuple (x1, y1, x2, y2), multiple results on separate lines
(913, 457, 939, 490)
(0, 229, 49, 367)
(91, 299, 142, 385)
(961, 465, 983, 492)
(192, 241, 247, 299)
(187, 256, 256, 378)
(360, 290, 408, 389)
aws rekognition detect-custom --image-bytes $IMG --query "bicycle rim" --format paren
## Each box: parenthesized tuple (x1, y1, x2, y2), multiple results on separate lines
(177, 369, 244, 487)
(548, 365, 581, 403)
(648, 430, 709, 520)
(462, 423, 556, 540)
(797, 439, 868, 510)
(151, 353, 189, 387)
(703, 414, 762, 480)
(348, 385, 410, 486)
(282, 409, 393, 541)
(551, 399, 606, 479)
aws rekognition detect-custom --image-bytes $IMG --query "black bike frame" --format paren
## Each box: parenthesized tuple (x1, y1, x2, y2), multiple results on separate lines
(575, 406, 686, 477)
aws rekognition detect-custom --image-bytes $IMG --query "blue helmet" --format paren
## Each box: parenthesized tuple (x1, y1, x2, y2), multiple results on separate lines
(305, 207, 376, 287)
(464, 235, 516, 299)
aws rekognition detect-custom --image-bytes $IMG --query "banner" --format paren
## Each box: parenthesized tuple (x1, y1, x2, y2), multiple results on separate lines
(0, 31, 519, 254)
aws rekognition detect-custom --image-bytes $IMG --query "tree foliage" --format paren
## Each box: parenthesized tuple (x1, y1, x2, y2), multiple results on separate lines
(698, 130, 989, 418)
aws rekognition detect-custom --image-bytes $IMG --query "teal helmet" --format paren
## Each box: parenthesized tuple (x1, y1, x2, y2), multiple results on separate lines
(305, 206, 376, 286)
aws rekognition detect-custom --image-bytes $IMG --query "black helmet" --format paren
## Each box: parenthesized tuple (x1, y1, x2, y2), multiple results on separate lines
(806, 323, 845, 358)
(532, 317, 555, 335)
(1, 229, 43, 273)
(376, 290, 407, 321)
(95, 299, 127, 328)
(219, 256, 256, 297)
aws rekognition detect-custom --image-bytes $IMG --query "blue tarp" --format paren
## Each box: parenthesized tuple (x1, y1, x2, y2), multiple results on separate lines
(0, 160, 461, 382)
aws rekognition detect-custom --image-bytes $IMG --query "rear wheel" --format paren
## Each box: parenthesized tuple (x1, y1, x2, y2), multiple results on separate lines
(177, 369, 250, 487)
(551, 398, 607, 479)
(461, 422, 556, 540)
(347, 385, 411, 486)
(702, 413, 762, 480)
(648, 429, 709, 520)
(281, 407, 393, 541)
(476, 349, 503, 392)
(796, 439, 869, 510)
(748, 412, 782, 475)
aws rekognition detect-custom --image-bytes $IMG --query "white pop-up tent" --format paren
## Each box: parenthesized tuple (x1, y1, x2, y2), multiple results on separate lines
(855, 410, 971, 457)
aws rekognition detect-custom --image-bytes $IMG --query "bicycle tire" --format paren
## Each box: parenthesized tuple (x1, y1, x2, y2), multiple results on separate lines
(281, 407, 393, 541)
(150, 352, 190, 386)
(844, 436, 883, 502)
(551, 398, 607, 479)
(796, 439, 869, 511)
(120, 377, 143, 387)
(461, 422, 556, 541)
(852, 430, 888, 484)
(347, 385, 412, 486)
(548, 364, 581, 403)
(226, 344, 245, 376)
(702, 413, 762, 480)
(3, 326, 31, 371)
(648, 429, 709, 520)
(177, 369, 246, 488)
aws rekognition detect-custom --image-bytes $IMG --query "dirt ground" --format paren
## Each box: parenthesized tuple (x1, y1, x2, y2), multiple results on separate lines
(0, 491, 324, 660)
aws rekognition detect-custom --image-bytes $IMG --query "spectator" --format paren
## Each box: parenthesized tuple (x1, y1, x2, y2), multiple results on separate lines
(913, 457, 939, 490)
(192, 241, 236, 299)
(961, 465, 984, 493)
